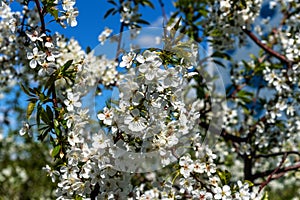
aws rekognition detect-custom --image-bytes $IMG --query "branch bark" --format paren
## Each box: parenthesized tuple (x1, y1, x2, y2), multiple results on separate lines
(253, 161, 300, 181)
(34, 0, 46, 33)
(258, 153, 287, 192)
(255, 151, 300, 158)
(241, 27, 294, 66)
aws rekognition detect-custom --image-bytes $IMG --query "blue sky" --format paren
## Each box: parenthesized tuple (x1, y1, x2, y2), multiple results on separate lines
(49, 0, 176, 49)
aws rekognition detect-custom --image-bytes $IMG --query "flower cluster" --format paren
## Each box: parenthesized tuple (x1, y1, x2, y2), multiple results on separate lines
(135, 145, 261, 200)
(209, 0, 263, 49)
(1, 0, 300, 199)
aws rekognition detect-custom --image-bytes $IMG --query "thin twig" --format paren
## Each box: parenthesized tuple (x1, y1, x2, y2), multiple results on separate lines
(255, 151, 300, 158)
(158, 0, 168, 24)
(253, 161, 300, 181)
(258, 153, 287, 193)
(50, 83, 59, 118)
(34, 0, 46, 33)
(116, 22, 124, 59)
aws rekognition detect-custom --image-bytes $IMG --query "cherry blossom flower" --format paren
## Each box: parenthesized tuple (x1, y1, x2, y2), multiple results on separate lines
(179, 154, 194, 178)
(213, 185, 232, 200)
(62, 0, 76, 11)
(42, 165, 60, 183)
(64, 92, 82, 111)
(193, 160, 205, 173)
(124, 114, 147, 132)
(161, 68, 180, 88)
(192, 189, 213, 200)
(92, 132, 109, 150)
(97, 107, 114, 126)
(219, 0, 231, 12)
(68, 131, 83, 146)
(138, 51, 163, 81)
(27, 47, 45, 69)
(25, 30, 45, 42)
(98, 27, 113, 45)
(19, 121, 31, 136)
(37, 59, 57, 76)
(119, 52, 136, 68)
(179, 177, 195, 193)
(65, 8, 79, 27)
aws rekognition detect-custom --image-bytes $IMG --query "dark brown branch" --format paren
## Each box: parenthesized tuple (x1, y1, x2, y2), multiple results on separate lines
(50, 83, 59, 118)
(90, 183, 100, 200)
(253, 161, 300, 180)
(220, 129, 248, 143)
(34, 0, 46, 33)
(258, 153, 287, 192)
(244, 154, 253, 182)
(230, 84, 246, 98)
(255, 151, 300, 158)
(241, 28, 294, 66)
(255, 171, 288, 186)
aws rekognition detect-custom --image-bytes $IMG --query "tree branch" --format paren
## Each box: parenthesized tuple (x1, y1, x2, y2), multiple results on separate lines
(255, 151, 300, 158)
(241, 27, 294, 66)
(258, 153, 287, 192)
(220, 129, 248, 143)
(253, 161, 300, 180)
(34, 0, 46, 33)
(158, 0, 168, 24)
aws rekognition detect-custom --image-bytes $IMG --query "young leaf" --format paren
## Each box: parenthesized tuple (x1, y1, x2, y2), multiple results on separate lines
(61, 60, 73, 72)
(141, 0, 154, 9)
(52, 145, 61, 157)
(27, 102, 36, 119)
(261, 191, 269, 200)
(216, 169, 232, 185)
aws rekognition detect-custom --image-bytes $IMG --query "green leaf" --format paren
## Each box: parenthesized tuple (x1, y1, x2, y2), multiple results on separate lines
(141, 0, 154, 9)
(107, 0, 117, 6)
(61, 60, 73, 72)
(216, 169, 232, 185)
(27, 102, 36, 119)
(104, 8, 116, 19)
(48, 7, 58, 20)
(173, 16, 182, 32)
(38, 125, 51, 141)
(261, 191, 269, 200)
(40, 107, 51, 125)
(52, 145, 61, 158)
(20, 84, 33, 96)
(136, 19, 150, 25)
(45, 74, 57, 90)
(36, 104, 41, 126)
(237, 90, 253, 104)
(46, 105, 53, 122)
(211, 51, 231, 60)
(240, 0, 247, 8)
(244, 180, 254, 187)
(212, 59, 226, 68)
